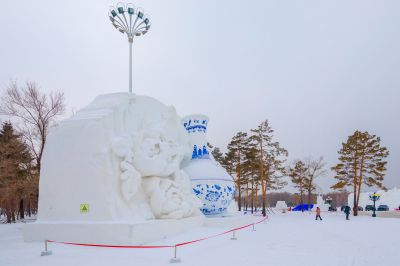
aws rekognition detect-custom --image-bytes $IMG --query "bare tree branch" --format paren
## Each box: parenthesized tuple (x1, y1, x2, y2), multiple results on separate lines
(0, 81, 65, 174)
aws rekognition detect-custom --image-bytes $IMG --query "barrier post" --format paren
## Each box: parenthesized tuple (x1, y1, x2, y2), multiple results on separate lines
(41, 240, 53, 256)
(230, 230, 237, 240)
(252, 223, 256, 231)
(169, 245, 181, 263)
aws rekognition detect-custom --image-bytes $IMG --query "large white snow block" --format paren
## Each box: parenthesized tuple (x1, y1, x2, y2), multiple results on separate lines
(24, 93, 203, 244)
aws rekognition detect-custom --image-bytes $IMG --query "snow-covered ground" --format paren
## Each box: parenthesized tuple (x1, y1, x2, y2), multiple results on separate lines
(1, 212, 399, 266)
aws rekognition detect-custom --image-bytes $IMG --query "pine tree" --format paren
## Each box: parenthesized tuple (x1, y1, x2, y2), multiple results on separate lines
(211, 147, 225, 166)
(263, 152, 288, 191)
(242, 139, 259, 213)
(288, 160, 308, 209)
(0, 122, 33, 223)
(251, 120, 288, 216)
(226, 132, 249, 211)
(331, 130, 389, 216)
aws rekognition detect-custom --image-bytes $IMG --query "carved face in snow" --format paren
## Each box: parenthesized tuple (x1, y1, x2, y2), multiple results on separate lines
(111, 97, 190, 178)
(116, 99, 191, 178)
(132, 128, 187, 177)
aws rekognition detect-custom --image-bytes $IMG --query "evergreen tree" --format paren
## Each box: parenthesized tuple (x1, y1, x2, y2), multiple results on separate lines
(288, 160, 308, 209)
(263, 152, 288, 191)
(242, 138, 259, 212)
(0, 122, 33, 223)
(331, 130, 389, 216)
(226, 132, 249, 211)
(206, 142, 213, 150)
(251, 120, 288, 216)
(211, 147, 225, 166)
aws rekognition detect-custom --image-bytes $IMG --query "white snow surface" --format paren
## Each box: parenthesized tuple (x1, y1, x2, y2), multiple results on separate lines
(3, 212, 399, 266)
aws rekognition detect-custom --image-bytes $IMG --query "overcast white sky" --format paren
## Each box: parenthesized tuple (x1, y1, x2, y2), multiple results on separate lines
(1, 0, 399, 193)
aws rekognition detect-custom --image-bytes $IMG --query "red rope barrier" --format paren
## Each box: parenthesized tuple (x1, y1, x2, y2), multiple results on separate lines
(47, 240, 174, 249)
(176, 222, 253, 247)
(47, 215, 268, 249)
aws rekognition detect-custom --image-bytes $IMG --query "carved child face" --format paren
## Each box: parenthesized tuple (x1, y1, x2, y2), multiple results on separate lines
(132, 128, 186, 177)
(120, 101, 190, 178)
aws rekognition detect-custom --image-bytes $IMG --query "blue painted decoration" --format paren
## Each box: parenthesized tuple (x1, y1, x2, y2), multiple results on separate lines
(182, 114, 235, 216)
(192, 182, 235, 216)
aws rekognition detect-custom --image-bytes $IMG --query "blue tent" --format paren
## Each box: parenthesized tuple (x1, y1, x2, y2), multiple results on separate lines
(292, 204, 314, 211)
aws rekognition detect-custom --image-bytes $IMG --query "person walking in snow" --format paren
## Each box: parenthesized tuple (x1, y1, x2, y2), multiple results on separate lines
(315, 206, 322, 220)
(344, 206, 351, 220)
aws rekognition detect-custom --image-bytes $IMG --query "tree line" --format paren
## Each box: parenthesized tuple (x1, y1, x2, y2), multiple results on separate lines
(209, 120, 328, 216)
(0, 81, 64, 223)
(210, 123, 389, 217)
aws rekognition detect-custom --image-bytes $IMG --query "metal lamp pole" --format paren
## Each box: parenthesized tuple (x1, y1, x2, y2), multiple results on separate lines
(326, 196, 333, 210)
(369, 193, 380, 218)
(129, 41, 133, 92)
(109, 3, 151, 93)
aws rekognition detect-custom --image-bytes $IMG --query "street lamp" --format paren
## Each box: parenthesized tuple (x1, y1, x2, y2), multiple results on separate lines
(325, 196, 333, 205)
(109, 3, 151, 93)
(325, 196, 333, 210)
(369, 193, 380, 217)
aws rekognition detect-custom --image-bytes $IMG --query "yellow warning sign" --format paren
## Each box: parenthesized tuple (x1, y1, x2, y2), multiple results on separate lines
(80, 204, 89, 213)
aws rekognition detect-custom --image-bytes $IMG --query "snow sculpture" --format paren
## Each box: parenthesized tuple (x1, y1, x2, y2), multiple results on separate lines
(275, 201, 288, 210)
(315, 195, 330, 211)
(25, 93, 203, 244)
(182, 114, 235, 216)
(142, 171, 201, 219)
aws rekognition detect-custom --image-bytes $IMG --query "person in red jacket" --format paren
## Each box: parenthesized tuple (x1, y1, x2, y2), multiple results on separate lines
(315, 206, 322, 220)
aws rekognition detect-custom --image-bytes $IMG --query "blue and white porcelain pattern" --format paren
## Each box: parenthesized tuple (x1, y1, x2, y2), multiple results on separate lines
(192, 180, 235, 215)
(182, 114, 235, 216)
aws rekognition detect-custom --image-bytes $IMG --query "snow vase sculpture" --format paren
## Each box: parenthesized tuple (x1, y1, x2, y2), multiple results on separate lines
(182, 114, 235, 216)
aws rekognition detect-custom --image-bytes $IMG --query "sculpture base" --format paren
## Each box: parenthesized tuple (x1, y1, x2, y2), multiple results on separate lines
(24, 215, 204, 245)
(203, 214, 258, 228)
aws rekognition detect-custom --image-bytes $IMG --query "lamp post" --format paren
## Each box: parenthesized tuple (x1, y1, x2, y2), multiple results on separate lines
(325, 196, 333, 211)
(109, 3, 151, 93)
(325, 196, 332, 205)
(369, 193, 380, 217)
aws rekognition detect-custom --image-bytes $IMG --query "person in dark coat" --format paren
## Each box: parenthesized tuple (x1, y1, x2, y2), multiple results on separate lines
(344, 206, 351, 220)
(315, 207, 322, 220)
